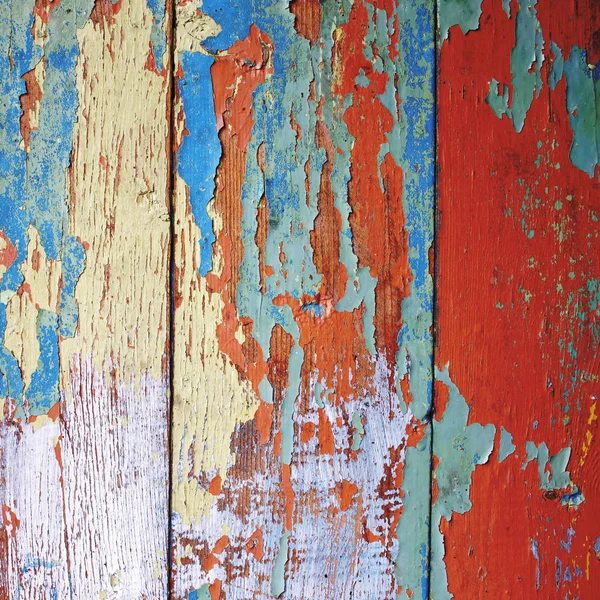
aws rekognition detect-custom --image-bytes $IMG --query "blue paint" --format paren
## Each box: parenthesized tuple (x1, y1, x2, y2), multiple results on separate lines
(0, 0, 94, 418)
(561, 488, 585, 508)
(560, 528, 575, 553)
(419, 542, 429, 599)
(0, 305, 24, 400)
(555, 557, 562, 591)
(531, 538, 541, 590)
(395, 0, 435, 421)
(21, 554, 58, 572)
(300, 301, 325, 318)
(177, 52, 220, 276)
(181, 3, 436, 597)
(26, 310, 60, 415)
(60, 236, 86, 337)
(147, 0, 167, 70)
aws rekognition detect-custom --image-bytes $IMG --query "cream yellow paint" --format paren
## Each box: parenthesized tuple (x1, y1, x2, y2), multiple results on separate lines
(171, 79, 259, 523)
(176, 1, 221, 54)
(4, 226, 61, 397)
(59, 0, 171, 392)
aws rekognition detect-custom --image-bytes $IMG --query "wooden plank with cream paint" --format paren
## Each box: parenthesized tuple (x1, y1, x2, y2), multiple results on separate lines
(0, 0, 172, 597)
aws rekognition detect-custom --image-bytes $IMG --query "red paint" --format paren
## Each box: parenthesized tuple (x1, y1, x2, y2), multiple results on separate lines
(31, 0, 60, 25)
(289, 0, 322, 45)
(438, 0, 600, 596)
(89, 0, 122, 27)
(208, 475, 222, 496)
(206, 26, 274, 402)
(338, 480, 359, 512)
(1, 505, 19, 538)
(243, 528, 265, 561)
(317, 407, 334, 455)
(19, 62, 44, 153)
(334, 0, 410, 363)
(0, 232, 17, 271)
(203, 535, 229, 572)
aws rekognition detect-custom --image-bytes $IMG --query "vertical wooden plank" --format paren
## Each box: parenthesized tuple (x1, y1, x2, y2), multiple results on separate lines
(171, 1, 435, 598)
(436, 0, 599, 598)
(0, 0, 172, 597)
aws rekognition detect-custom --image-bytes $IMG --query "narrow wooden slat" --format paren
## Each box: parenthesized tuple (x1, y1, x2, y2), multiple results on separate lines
(0, 0, 172, 596)
(170, 1, 435, 598)
(435, 0, 600, 597)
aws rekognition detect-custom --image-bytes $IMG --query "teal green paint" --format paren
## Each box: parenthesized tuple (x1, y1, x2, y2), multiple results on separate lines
(188, 585, 211, 600)
(549, 41, 564, 90)
(209, 1, 435, 596)
(498, 426, 516, 463)
(510, 0, 544, 132)
(482, 7, 600, 177)
(438, 0, 485, 41)
(392, 1, 436, 597)
(396, 430, 432, 600)
(389, 0, 435, 424)
(336, 267, 377, 355)
(564, 46, 599, 177)
(431, 367, 496, 600)
(523, 442, 580, 495)
(280, 343, 303, 466)
(502, 0, 511, 17)
(486, 79, 511, 120)
(548, 447, 572, 490)
(271, 530, 290, 598)
(351, 411, 365, 451)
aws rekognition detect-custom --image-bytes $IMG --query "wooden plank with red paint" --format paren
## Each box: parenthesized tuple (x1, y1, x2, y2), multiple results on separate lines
(435, 0, 600, 597)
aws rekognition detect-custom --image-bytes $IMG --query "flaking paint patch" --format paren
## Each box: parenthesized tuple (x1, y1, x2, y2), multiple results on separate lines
(482, 5, 600, 176)
(447, 0, 600, 177)
(438, 0, 600, 594)
(171, 172, 259, 523)
(60, 0, 171, 388)
(431, 367, 496, 600)
(55, 0, 171, 595)
(498, 426, 516, 462)
(564, 46, 599, 177)
(439, 0, 484, 41)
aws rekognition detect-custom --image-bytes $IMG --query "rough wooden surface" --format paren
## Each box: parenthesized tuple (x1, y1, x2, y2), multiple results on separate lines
(170, 1, 434, 598)
(0, 0, 172, 597)
(436, 0, 600, 597)
(0, 0, 597, 599)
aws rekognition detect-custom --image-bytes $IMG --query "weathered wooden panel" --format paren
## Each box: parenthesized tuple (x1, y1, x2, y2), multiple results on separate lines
(170, 1, 435, 598)
(436, 0, 599, 598)
(0, 0, 597, 598)
(0, 0, 172, 597)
